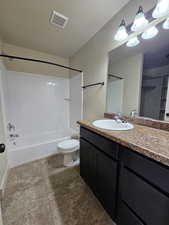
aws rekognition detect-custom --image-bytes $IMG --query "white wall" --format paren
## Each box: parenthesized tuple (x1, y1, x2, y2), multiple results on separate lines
(70, 0, 156, 120)
(3, 71, 70, 142)
(0, 72, 8, 188)
(109, 54, 143, 116)
(0, 38, 8, 196)
(69, 73, 82, 130)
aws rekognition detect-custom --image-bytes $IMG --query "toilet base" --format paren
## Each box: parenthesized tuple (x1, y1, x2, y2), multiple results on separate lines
(63, 151, 79, 167)
(64, 158, 80, 167)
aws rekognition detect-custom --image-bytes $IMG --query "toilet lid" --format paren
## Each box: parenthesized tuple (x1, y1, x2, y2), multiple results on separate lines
(58, 139, 79, 152)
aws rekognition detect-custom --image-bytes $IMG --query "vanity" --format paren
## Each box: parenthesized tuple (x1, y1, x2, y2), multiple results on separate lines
(78, 8, 169, 225)
(78, 119, 169, 225)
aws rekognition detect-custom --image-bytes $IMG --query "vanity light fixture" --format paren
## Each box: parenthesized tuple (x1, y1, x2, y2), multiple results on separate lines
(141, 26, 159, 39)
(152, 0, 169, 18)
(114, 19, 128, 41)
(163, 17, 169, 29)
(126, 36, 140, 47)
(131, 6, 149, 31)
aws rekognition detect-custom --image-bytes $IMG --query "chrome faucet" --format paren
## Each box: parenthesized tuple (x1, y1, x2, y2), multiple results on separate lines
(130, 110, 137, 118)
(114, 113, 127, 123)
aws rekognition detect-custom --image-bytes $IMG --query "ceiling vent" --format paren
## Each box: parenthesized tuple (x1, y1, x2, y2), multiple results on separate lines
(50, 11, 69, 29)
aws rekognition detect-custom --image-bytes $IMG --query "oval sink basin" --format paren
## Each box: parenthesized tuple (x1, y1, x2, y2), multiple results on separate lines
(92, 119, 134, 131)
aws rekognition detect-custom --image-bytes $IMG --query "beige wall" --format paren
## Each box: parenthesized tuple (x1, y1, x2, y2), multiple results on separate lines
(109, 54, 143, 116)
(70, 0, 156, 120)
(2, 43, 69, 77)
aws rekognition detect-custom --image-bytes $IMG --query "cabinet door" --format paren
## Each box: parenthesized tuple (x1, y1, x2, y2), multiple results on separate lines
(120, 167, 169, 225)
(119, 147, 169, 225)
(80, 138, 97, 192)
(96, 150, 118, 220)
(118, 201, 144, 225)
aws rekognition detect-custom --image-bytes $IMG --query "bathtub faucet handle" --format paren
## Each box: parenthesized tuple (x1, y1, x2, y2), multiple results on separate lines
(7, 123, 15, 132)
(9, 134, 19, 138)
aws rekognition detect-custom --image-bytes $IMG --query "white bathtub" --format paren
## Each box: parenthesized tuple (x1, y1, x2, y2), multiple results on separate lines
(7, 128, 78, 168)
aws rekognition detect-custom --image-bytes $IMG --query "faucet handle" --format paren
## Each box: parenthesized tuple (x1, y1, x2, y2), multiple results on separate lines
(130, 110, 137, 118)
(117, 112, 122, 117)
(7, 123, 15, 132)
(9, 134, 19, 138)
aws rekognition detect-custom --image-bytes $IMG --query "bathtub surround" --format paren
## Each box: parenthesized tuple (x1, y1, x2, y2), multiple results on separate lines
(2, 70, 82, 168)
(0, 71, 8, 225)
(2, 156, 114, 225)
(4, 71, 70, 139)
(0, 40, 8, 191)
(0, 39, 8, 225)
(0, 65, 8, 193)
(70, 73, 83, 130)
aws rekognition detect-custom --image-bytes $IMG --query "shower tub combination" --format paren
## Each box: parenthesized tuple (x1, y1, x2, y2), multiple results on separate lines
(7, 129, 78, 168)
(3, 70, 82, 168)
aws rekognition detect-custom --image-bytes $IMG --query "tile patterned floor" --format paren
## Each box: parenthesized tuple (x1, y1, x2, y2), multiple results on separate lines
(2, 155, 115, 225)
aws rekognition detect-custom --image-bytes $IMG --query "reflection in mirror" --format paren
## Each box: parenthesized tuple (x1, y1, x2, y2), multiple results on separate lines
(106, 20, 169, 121)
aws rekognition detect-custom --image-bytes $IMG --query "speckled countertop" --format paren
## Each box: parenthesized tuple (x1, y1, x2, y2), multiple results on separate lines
(78, 120, 169, 167)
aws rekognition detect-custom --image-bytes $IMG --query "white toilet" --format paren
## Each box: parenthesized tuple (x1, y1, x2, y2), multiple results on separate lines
(58, 139, 80, 167)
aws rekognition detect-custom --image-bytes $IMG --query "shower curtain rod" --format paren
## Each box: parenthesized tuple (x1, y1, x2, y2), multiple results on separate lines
(108, 73, 123, 80)
(82, 82, 104, 89)
(0, 54, 83, 73)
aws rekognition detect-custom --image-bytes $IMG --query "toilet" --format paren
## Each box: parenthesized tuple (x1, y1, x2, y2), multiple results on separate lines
(58, 139, 80, 167)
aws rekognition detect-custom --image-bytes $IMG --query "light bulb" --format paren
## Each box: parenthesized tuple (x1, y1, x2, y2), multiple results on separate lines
(131, 6, 149, 31)
(142, 26, 159, 39)
(114, 19, 128, 41)
(126, 37, 140, 47)
(163, 17, 169, 29)
(152, 0, 169, 18)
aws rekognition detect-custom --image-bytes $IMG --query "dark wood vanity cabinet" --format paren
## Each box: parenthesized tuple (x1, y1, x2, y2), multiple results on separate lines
(80, 138, 97, 193)
(80, 126, 169, 225)
(80, 127, 119, 220)
(118, 146, 169, 225)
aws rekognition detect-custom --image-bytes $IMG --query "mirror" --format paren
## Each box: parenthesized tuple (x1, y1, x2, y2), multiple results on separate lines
(106, 20, 169, 121)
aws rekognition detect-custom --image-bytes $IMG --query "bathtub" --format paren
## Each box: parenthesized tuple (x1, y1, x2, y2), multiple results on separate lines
(7, 128, 78, 168)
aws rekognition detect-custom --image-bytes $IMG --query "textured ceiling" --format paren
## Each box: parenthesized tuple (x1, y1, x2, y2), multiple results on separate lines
(0, 0, 130, 57)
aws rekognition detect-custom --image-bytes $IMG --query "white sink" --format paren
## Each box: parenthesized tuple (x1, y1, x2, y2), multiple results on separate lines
(92, 119, 134, 131)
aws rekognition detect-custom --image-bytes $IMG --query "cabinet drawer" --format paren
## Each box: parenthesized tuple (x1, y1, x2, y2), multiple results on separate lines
(121, 168, 169, 225)
(121, 146, 169, 195)
(80, 127, 119, 160)
(118, 201, 144, 225)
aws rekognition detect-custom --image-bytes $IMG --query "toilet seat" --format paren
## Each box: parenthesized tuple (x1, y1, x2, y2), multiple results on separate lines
(58, 139, 79, 153)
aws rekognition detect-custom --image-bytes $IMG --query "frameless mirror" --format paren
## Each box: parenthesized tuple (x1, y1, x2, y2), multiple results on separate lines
(106, 19, 169, 121)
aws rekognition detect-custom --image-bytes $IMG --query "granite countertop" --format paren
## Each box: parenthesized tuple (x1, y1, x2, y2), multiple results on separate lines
(78, 120, 169, 167)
